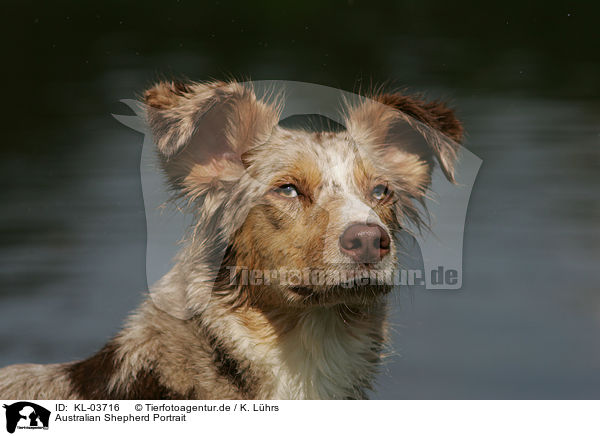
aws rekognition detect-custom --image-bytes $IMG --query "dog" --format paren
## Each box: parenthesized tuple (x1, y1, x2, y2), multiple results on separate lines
(0, 80, 463, 400)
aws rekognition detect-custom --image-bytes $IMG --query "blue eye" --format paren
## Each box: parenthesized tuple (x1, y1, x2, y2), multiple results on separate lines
(371, 184, 389, 200)
(274, 184, 299, 198)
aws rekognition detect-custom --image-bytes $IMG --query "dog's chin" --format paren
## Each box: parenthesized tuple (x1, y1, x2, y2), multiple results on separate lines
(277, 264, 396, 306)
(286, 283, 392, 307)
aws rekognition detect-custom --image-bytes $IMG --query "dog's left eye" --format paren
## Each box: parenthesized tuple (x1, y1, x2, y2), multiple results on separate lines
(371, 184, 390, 201)
(274, 184, 299, 198)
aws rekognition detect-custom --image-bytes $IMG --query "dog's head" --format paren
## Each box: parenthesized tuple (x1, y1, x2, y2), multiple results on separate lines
(144, 81, 463, 309)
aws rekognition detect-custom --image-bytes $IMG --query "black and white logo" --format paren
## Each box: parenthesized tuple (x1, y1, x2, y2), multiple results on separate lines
(3, 402, 50, 434)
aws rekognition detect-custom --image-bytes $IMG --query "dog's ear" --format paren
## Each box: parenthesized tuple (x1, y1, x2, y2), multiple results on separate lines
(345, 92, 463, 183)
(144, 80, 280, 194)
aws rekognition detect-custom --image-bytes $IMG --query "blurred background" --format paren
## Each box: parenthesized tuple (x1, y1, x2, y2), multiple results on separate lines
(0, 0, 599, 399)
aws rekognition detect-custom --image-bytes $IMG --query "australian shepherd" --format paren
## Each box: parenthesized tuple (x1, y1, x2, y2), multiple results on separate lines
(0, 80, 463, 399)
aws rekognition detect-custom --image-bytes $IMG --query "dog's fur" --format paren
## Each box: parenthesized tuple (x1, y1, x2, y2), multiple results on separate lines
(0, 80, 463, 400)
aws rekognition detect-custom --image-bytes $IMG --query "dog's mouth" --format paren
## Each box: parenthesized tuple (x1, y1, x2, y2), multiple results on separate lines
(217, 259, 395, 305)
(289, 286, 314, 297)
(286, 283, 392, 307)
(288, 277, 393, 300)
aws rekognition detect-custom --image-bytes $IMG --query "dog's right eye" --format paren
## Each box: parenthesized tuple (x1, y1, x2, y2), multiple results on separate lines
(274, 184, 299, 198)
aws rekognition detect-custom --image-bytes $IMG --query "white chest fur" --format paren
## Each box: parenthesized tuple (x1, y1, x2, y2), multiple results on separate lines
(248, 308, 381, 400)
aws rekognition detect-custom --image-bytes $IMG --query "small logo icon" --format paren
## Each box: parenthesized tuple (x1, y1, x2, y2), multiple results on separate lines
(3, 402, 50, 434)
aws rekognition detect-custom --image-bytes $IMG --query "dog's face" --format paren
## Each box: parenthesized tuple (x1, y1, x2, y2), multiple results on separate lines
(233, 127, 404, 301)
(144, 81, 463, 309)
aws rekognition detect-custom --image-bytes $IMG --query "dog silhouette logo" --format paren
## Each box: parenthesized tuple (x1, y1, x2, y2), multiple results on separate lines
(2, 402, 50, 433)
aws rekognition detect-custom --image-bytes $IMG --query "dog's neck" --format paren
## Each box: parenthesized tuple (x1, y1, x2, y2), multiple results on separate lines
(198, 294, 388, 400)
(139, 262, 389, 399)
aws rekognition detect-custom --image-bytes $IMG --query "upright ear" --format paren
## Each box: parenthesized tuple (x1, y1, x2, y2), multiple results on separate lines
(144, 80, 281, 195)
(345, 92, 464, 183)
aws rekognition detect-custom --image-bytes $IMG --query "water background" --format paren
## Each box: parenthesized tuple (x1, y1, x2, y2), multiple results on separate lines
(0, 1, 598, 399)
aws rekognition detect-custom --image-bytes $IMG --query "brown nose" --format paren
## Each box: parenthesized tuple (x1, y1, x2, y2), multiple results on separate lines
(339, 224, 391, 264)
